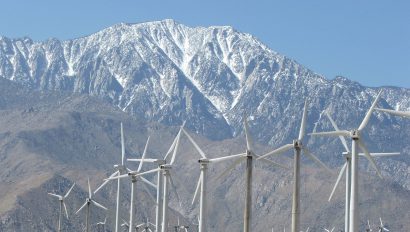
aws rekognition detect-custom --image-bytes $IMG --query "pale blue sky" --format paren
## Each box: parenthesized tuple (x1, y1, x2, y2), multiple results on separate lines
(1, 0, 409, 88)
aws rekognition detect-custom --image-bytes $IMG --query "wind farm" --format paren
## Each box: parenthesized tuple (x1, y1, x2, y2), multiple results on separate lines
(31, 91, 407, 232)
(0, 9, 408, 231)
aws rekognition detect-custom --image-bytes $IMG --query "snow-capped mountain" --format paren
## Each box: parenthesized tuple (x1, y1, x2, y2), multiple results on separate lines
(0, 19, 409, 147)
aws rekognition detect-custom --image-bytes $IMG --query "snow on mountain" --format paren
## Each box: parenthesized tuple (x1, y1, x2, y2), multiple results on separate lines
(0, 19, 409, 145)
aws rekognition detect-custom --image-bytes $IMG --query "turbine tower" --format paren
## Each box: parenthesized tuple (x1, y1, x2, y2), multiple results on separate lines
(184, 116, 286, 232)
(94, 122, 128, 232)
(182, 127, 256, 232)
(128, 126, 184, 232)
(323, 111, 399, 232)
(48, 182, 75, 232)
(107, 136, 157, 232)
(309, 91, 385, 232)
(76, 178, 108, 232)
(257, 100, 331, 232)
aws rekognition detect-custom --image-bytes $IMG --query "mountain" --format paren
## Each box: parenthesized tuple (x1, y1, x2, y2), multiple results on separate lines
(0, 20, 409, 231)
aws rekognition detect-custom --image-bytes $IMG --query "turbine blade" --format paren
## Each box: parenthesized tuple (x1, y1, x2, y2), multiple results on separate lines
(216, 157, 244, 181)
(359, 152, 400, 157)
(135, 168, 161, 177)
(298, 99, 308, 140)
(357, 140, 383, 178)
(140, 176, 157, 189)
(253, 153, 289, 169)
(138, 136, 151, 172)
(208, 153, 246, 163)
(47, 193, 62, 199)
(121, 122, 125, 165)
(257, 143, 293, 160)
(309, 130, 350, 137)
(87, 178, 92, 198)
(325, 112, 350, 153)
(303, 148, 332, 173)
(94, 171, 119, 194)
(64, 182, 76, 198)
(128, 158, 158, 163)
(170, 128, 182, 165)
(328, 162, 347, 201)
(243, 115, 253, 151)
(164, 128, 180, 160)
(182, 128, 207, 159)
(358, 90, 382, 131)
(63, 202, 69, 219)
(375, 107, 410, 118)
(191, 175, 201, 205)
(106, 173, 129, 181)
(75, 201, 87, 214)
(92, 199, 108, 210)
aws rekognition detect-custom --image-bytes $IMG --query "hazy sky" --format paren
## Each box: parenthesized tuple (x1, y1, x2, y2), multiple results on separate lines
(1, 0, 409, 88)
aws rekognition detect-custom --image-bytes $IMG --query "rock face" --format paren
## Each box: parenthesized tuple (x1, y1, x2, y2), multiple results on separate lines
(1, 19, 409, 142)
(0, 20, 409, 231)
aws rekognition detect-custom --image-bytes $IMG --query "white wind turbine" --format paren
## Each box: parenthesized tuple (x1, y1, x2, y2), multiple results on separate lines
(366, 219, 373, 232)
(257, 100, 331, 232)
(94, 122, 128, 232)
(107, 136, 158, 232)
(309, 91, 385, 232)
(378, 218, 389, 232)
(136, 218, 156, 232)
(181, 125, 284, 232)
(48, 182, 75, 232)
(323, 111, 399, 232)
(182, 118, 288, 232)
(127, 126, 184, 232)
(324, 227, 335, 232)
(173, 217, 189, 232)
(96, 217, 107, 231)
(76, 178, 108, 232)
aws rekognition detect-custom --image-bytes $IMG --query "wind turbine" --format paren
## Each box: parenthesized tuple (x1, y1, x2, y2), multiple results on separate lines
(76, 178, 108, 232)
(182, 118, 287, 232)
(136, 218, 156, 232)
(173, 218, 189, 232)
(324, 227, 335, 232)
(107, 136, 157, 232)
(128, 126, 184, 232)
(323, 111, 399, 232)
(48, 182, 75, 232)
(378, 218, 389, 232)
(94, 122, 128, 232)
(375, 107, 410, 118)
(257, 100, 331, 232)
(366, 219, 373, 232)
(309, 91, 387, 232)
(96, 217, 107, 232)
(121, 218, 130, 232)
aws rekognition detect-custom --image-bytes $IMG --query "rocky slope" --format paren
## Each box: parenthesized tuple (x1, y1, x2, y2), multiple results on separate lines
(0, 20, 409, 231)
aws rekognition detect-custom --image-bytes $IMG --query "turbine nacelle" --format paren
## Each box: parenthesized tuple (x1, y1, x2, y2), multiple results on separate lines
(198, 158, 210, 164)
(293, 139, 303, 149)
(350, 129, 360, 139)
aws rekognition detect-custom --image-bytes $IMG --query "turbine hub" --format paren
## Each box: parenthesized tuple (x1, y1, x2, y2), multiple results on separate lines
(160, 164, 172, 170)
(293, 139, 302, 149)
(350, 129, 360, 139)
(198, 158, 210, 164)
